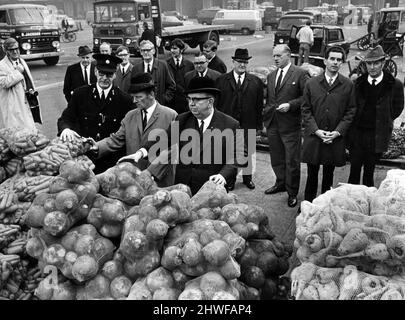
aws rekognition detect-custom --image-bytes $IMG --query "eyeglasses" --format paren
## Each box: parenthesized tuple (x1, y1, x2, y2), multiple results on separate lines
(117, 53, 129, 57)
(7, 47, 19, 52)
(186, 96, 211, 103)
(194, 61, 207, 65)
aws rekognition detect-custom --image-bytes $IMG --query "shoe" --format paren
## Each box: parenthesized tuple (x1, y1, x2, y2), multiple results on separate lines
(243, 179, 255, 190)
(288, 195, 298, 208)
(227, 181, 235, 191)
(264, 184, 286, 195)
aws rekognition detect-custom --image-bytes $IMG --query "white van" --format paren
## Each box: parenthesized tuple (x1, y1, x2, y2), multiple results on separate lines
(212, 9, 262, 35)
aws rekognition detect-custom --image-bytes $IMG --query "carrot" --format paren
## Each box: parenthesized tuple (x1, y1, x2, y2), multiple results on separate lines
(13, 142, 28, 148)
(3, 204, 18, 214)
(0, 194, 8, 211)
(51, 146, 70, 155)
(35, 138, 49, 146)
(26, 181, 51, 194)
(35, 188, 49, 196)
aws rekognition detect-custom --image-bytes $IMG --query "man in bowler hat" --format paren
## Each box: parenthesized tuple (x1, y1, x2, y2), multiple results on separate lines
(63, 45, 97, 102)
(348, 45, 404, 186)
(58, 53, 133, 174)
(216, 48, 263, 191)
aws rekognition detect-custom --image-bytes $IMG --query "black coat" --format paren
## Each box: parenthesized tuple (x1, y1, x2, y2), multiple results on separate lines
(216, 72, 263, 130)
(348, 72, 404, 153)
(184, 68, 222, 89)
(63, 62, 96, 102)
(208, 55, 227, 74)
(147, 110, 241, 195)
(57, 84, 133, 173)
(166, 56, 194, 114)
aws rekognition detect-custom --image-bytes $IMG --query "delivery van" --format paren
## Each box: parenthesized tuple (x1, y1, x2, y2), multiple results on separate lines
(212, 9, 262, 35)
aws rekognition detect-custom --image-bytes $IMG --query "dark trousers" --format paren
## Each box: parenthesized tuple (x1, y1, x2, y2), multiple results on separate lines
(229, 128, 254, 183)
(267, 126, 301, 196)
(348, 128, 381, 187)
(304, 164, 335, 202)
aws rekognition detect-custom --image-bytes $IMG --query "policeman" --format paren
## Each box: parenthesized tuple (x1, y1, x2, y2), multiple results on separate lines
(57, 53, 133, 174)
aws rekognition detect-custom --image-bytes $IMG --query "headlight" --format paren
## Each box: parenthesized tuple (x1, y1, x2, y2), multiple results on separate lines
(125, 27, 133, 35)
(52, 41, 60, 48)
(94, 38, 99, 45)
(279, 38, 284, 43)
(21, 42, 31, 50)
(125, 38, 131, 45)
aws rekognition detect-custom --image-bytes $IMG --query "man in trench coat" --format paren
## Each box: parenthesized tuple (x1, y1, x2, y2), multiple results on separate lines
(301, 46, 356, 202)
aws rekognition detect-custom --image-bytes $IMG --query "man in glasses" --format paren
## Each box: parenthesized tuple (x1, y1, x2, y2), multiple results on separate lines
(113, 46, 133, 93)
(216, 48, 263, 191)
(126, 77, 242, 195)
(0, 37, 41, 130)
(89, 72, 177, 187)
(131, 40, 176, 106)
(57, 53, 133, 173)
(184, 53, 221, 89)
(63, 45, 96, 102)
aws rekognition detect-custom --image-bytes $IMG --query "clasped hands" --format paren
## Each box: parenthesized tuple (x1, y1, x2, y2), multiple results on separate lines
(315, 130, 340, 144)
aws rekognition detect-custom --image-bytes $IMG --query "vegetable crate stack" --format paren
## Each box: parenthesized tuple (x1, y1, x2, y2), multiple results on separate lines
(291, 169, 405, 300)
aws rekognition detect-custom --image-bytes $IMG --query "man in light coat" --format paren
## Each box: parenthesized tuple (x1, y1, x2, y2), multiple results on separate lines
(0, 37, 42, 130)
(90, 72, 177, 187)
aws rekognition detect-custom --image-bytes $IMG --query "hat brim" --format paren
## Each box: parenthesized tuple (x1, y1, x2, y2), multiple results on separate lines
(96, 66, 116, 74)
(184, 87, 221, 95)
(363, 56, 386, 62)
(78, 52, 92, 57)
(232, 56, 252, 60)
(128, 83, 155, 94)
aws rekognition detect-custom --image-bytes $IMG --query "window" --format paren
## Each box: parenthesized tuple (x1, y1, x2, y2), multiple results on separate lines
(0, 11, 6, 24)
(401, 12, 405, 22)
(328, 30, 339, 42)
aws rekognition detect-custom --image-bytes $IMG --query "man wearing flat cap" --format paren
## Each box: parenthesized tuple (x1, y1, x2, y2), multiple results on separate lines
(216, 48, 263, 191)
(347, 45, 404, 187)
(0, 37, 41, 130)
(63, 45, 97, 102)
(89, 72, 177, 187)
(127, 77, 243, 195)
(57, 53, 133, 174)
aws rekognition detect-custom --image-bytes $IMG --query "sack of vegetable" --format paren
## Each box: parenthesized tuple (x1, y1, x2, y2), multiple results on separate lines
(35, 273, 78, 300)
(50, 136, 92, 158)
(162, 219, 245, 279)
(4, 127, 50, 157)
(3, 157, 24, 178)
(0, 129, 13, 165)
(291, 262, 405, 300)
(190, 181, 238, 212)
(382, 127, 405, 159)
(96, 162, 158, 206)
(12, 174, 55, 202)
(177, 271, 239, 300)
(26, 224, 115, 283)
(126, 266, 182, 300)
(0, 189, 31, 224)
(87, 194, 129, 238)
(370, 169, 405, 217)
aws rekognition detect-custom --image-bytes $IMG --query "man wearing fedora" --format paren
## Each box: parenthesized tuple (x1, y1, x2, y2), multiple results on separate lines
(127, 77, 242, 195)
(215, 48, 263, 191)
(348, 45, 404, 187)
(63, 45, 96, 102)
(89, 72, 177, 187)
(263, 44, 309, 208)
(57, 53, 133, 174)
(131, 40, 176, 107)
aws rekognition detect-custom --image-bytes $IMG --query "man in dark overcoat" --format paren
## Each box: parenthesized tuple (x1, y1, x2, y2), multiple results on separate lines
(215, 48, 263, 190)
(302, 46, 356, 202)
(348, 45, 404, 186)
(57, 53, 133, 174)
(184, 53, 221, 89)
(202, 40, 227, 74)
(263, 44, 310, 208)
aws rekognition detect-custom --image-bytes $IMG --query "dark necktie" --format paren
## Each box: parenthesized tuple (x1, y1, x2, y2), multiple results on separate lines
(142, 109, 148, 131)
(122, 66, 125, 75)
(84, 66, 88, 85)
(275, 69, 283, 93)
(100, 91, 105, 101)
(198, 120, 204, 135)
(200, 72, 204, 77)
(372, 79, 377, 86)
(328, 77, 334, 86)
(237, 75, 242, 89)
(147, 63, 151, 74)
(176, 58, 180, 68)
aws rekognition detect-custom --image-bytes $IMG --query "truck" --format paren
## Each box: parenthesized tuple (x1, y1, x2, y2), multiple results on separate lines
(91, 0, 232, 55)
(0, 3, 61, 65)
(262, 6, 282, 30)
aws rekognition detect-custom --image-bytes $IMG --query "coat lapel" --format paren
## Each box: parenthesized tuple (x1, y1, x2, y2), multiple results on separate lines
(270, 70, 277, 96)
(143, 104, 161, 133)
(200, 110, 218, 155)
(278, 66, 294, 92)
(226, 72, 236, 92)
(241, 73, 250, 92)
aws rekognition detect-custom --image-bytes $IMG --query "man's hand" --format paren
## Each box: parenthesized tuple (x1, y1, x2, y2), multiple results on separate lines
(60, 128, 80, 142)
(209, 174, 226, 186)
(322, 131, 340, 144)
(276, 103, 291, 113)
(87, 137, 99, 152)
(118, 150, 144, 163)
(315, 130, 330, 141)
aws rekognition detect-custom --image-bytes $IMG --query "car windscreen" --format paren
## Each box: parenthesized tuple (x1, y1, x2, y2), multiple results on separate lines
(95, 2, 137, 23)
(278, 17, 308, 30)
(9, 7, 45, 25)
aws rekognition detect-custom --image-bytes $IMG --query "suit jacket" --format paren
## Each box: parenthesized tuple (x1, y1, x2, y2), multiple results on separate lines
(216, 71, 263, 130)
(166, 57, 194, 114)
(131, 59, 176, 106)
(184, 68, 222, 89)
(97, 103, 177, 187)
(63, 62, 96, 102)
(57, 84, 133, 173)
(113, 63, 134, 94)
(208, 55, 227, 74)
(147, 110, 241, 195)
(263, 64, 309, 133)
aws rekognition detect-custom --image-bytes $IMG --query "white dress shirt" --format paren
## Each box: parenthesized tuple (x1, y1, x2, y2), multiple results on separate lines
(144, 59, 154, 73)
(198, 109, 214, 133)
(275, 62, 291, 85)
(174, 56, 182, 66)
(143, 101, 157, 123)
(96, 83, 112, 99)
(325, 73, 338, 86)
(121, 63, 130, 74)
(233, 71, 246, 85)
(80, 63, 91, 85)
(368, 72, 383, 85)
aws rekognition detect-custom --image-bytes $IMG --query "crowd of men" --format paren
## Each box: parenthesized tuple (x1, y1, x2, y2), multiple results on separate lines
(0, 35, 403, 212)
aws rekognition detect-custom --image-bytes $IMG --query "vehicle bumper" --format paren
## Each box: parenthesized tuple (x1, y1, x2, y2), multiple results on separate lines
(21, 51, 62, 61)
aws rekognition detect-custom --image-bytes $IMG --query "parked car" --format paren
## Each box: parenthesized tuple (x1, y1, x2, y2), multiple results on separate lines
(196, 7, 221, 25)
(289, 24, 350, 68)
(163, 11, 187, 21)
(274, 14, 313, 46)
(161, 14, 183, 28)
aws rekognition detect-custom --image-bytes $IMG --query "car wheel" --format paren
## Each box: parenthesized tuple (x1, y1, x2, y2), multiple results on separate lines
(242, 28, 250, 35)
